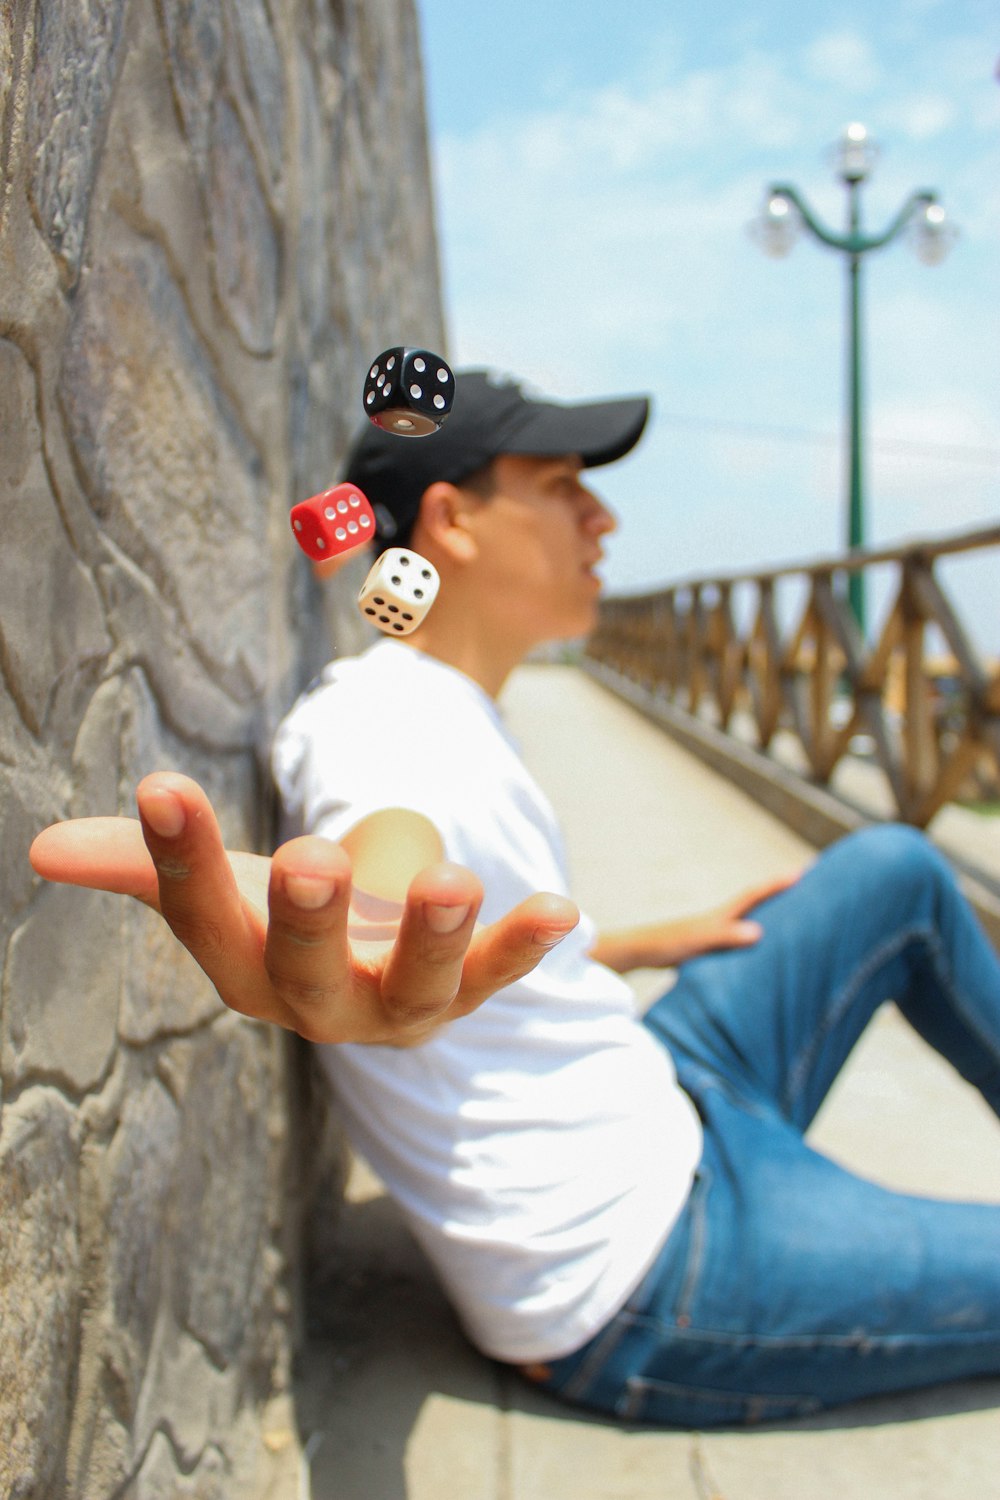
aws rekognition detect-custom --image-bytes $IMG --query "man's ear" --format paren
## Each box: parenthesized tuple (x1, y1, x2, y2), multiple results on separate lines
(413, 481, 479, 563)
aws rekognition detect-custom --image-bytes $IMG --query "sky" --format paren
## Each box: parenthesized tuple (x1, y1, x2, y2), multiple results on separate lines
(414, 0, 1000, 651)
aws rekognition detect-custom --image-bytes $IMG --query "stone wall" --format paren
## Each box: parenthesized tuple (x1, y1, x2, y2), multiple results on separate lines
(0, 1, 445, 1495)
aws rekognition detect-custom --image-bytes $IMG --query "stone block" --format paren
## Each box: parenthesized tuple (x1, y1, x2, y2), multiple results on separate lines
(105, 1077, 182, 1360)
(99, 562, 258, 752)
(291, 49, 330, 347)
(0, 7, 13, 153)
(70, 676, 128, 817)
(126, 1432, 228, 1500)
(2, 883, 121, 1092)
(0, 336, 33, 489)
(64, 1400, 130, 1500)
(0, 1089, 80, 1500)
(138, 13, 280, 357)
(0, 339, 111, 736)
(27, 0, 129, 282)
(118, 901, 224, 1046)
(169, 1021, 281, 1369)
(155, 0, 224, 180)
(58, 234, 269, 711)
(207, 93, 278, 354)
(60, 1067, 223, 1493)
(224, 0, 286, 190)
(124, 1406, 268, 1500)
(132, 1319, 246, 1475)
(0, 753, 68, 927)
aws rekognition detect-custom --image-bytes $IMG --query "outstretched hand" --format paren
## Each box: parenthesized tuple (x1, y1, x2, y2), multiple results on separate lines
(29, 773, 579, 1046)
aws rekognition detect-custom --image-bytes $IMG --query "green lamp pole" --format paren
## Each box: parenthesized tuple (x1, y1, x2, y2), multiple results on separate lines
(753, 124, 955, 634)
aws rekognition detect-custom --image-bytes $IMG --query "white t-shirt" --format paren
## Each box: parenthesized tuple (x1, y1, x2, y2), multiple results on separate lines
(271, 641, 702, 1362)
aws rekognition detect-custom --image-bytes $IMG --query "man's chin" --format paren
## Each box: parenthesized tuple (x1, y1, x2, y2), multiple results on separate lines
(560, 601, 599, 642)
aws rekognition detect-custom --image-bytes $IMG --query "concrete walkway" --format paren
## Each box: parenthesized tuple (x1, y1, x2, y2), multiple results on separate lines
(293, 664, 1000, 1500)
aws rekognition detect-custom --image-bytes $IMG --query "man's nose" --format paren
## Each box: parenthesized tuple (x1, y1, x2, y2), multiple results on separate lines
(583, 490, 617, 537)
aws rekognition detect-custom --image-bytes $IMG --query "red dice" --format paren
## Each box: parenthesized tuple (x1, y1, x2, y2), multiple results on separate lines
(290, 483, 376, 561)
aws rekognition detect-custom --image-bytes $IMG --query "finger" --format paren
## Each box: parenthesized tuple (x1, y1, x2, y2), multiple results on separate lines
(29, 816, 272, 921)
(717, 919, 764, 948)
(377, 863, 485, 1033)
(733, 869, 805, 916)
(453, 892, 579, 1016)
(29, 818, 150, 896)
(135, 772, 265, 1013)
(263, 837, 356, 1037)
(30, 817, 161, 907)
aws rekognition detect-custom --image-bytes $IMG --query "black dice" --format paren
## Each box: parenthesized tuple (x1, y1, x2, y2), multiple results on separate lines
(363, 347, 454, 436)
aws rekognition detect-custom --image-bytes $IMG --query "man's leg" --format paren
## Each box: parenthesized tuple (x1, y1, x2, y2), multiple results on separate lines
(550, 823, 1000, 1425)
(646, 822, 1000, 1129)
(547, 1090, 1000, 1426)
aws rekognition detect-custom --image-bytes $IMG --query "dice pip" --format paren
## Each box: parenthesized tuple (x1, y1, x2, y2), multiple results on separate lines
(290, 483, 375, 561)
(363, 348, 454, 436)
(358, 548, 440, 635)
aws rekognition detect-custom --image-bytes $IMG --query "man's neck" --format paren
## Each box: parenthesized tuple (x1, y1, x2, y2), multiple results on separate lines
(398, 613, 532, 700)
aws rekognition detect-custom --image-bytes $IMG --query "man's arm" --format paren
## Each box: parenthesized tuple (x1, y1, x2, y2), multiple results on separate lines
(590, 872, 803, 974)
(29, 771, 578, 1046)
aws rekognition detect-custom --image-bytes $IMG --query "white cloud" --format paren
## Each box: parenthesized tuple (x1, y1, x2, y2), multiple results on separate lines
(805, 31, 882, 91)
(886, 94, 957, 140)
(874, 390, 1000, 450)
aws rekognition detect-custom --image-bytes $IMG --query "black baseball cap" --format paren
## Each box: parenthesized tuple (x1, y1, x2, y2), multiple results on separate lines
(344, 368, 651, 544)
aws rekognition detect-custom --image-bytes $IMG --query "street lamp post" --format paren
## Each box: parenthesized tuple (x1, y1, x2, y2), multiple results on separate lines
(752, 124, 955, 634)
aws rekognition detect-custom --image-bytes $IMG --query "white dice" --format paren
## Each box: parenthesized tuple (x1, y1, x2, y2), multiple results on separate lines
(358, 548, 440, 635)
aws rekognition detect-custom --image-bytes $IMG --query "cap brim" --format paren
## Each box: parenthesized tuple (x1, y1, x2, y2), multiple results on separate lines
(495, 394, 650, 469)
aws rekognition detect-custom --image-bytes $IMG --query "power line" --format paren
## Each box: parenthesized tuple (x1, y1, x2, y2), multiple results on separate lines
(659, 410, 1000, 465)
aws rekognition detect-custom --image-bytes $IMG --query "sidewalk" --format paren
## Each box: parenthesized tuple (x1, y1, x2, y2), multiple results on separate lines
(293, 664, 1000, 1500)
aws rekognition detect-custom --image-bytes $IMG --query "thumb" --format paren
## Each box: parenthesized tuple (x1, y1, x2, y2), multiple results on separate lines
(727, 919, 764, 947)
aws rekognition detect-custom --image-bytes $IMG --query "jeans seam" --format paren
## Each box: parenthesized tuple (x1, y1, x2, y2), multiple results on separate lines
(784, 918, 1000, 1121)
(623, 1321, 1000, 1353)
(676, 1166, 711, 1321)
(782, 921, 925, 1119)
(919, 922, 1000, 1079)
(620, 1373, 822, 1422)
(557, 1310, 635, 1405)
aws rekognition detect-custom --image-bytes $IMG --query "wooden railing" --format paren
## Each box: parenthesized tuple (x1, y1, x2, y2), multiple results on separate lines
(586, 525, 1000, 828)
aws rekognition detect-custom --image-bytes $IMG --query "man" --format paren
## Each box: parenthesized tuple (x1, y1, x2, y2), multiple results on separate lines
(32, 370, 1000, 1426)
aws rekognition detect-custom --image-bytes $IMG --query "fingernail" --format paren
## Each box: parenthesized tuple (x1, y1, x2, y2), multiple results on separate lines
(142, 791, 186, 839)
(286, 873, 336, 910)
(425, 902, 470, 934)
(533, 927, 570, 949)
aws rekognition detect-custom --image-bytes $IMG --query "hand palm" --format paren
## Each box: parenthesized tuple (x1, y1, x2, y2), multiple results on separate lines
(30, 773, 577, 1046)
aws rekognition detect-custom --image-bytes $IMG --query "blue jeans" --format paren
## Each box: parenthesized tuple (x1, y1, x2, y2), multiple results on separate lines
(536, 825, 1000, 1426)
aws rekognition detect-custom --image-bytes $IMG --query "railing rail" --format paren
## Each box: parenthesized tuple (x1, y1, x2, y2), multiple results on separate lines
(586, 525, 1000, 828)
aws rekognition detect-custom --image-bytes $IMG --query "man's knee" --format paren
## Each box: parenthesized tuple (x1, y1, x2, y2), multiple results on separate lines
(834, 822, 950, 895)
